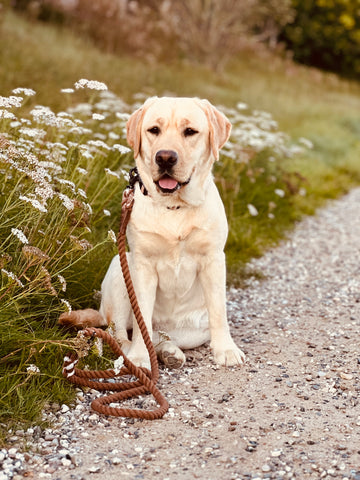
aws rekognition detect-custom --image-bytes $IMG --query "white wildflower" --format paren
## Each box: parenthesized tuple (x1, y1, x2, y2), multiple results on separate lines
(88, 139, 110, 150)
(275, 189, 285, 198)
(57, 193, 75, 211)
(298, 137, 314, 149)
(107, 230, 117, 243)
(103, 209, 111, 217)
(115, 112, 130, 121)
(113, 356, 124, 375)
(61, 88, 75, 94)
(74, 79, 108, 91)
(0, 95, 23, 108)
(60, 299, 72, 312)
(109, 132, 120, 140)
(57, 274, 67, 292)
(247, 204, 259, 217)
(92, 113, 105, 121)
(12, 88, 36, 97)
(84, 203, 93, 215)
(105, 168, 120, 179)
(56, 178, 76, 193)
(1, 269, 24, 287)
(19, 195, 48, 213)
(76, 167, 88, 175)
(26, 364, 40, 374)
(77, 188, 87, 199)
(236, 102, 248, 110)
(80, 150, 93, 160)
(94, 337, 103, 357)
(0, 110, 16, 119)
(11, 228, 29, 245)
(19, 127, 47, 139)
(112, 144, 131, 155)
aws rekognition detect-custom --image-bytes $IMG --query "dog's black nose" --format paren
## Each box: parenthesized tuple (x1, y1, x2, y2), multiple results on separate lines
(155, 150, 178, 170)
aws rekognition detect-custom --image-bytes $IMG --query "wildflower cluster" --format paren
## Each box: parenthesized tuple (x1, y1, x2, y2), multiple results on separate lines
(0, 80, 133, 329)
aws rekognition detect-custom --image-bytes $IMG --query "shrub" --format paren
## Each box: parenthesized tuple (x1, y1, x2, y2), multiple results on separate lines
(282, 0, 360, 77)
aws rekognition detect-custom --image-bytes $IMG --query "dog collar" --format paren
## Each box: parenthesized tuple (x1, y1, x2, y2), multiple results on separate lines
(128, 167, 148, 196)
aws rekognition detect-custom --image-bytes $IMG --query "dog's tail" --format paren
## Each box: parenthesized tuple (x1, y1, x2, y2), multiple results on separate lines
(59, 308, 107, 329)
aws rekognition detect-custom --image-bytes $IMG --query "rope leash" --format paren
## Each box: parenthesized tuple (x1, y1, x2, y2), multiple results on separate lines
(62, 182, 169, 419)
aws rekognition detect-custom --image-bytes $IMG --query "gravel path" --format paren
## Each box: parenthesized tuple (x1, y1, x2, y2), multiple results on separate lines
(2, 188, 360, 480)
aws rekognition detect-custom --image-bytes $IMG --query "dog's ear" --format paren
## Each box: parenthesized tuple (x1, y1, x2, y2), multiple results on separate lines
(198, 99, 232, 161)
(126, 97, 157, 158)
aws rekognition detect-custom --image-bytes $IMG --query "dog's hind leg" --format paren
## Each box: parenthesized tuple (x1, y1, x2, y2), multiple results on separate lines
(59, 308, 106, 329)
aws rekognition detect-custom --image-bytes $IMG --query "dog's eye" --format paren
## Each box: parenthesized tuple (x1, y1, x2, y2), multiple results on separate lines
(184, 128, 198, 137)
(148, 126, 160, 135)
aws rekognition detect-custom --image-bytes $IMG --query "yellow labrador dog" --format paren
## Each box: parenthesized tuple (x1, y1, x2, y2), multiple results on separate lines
(60, 97, 245, 369)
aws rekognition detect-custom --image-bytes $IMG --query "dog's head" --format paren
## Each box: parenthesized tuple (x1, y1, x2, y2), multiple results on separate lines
(126, 97, 231, 206)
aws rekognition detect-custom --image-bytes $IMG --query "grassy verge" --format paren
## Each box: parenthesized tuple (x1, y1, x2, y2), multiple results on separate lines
(1, 11, 360, 436)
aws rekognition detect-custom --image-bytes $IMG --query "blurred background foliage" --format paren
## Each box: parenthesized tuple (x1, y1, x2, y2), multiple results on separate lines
(8, 0, 360, 77)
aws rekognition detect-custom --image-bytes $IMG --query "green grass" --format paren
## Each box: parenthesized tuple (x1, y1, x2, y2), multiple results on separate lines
(1, 10, 360, 438)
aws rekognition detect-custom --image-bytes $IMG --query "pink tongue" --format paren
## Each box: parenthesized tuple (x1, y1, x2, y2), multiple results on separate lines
(159, 177, 178, 190)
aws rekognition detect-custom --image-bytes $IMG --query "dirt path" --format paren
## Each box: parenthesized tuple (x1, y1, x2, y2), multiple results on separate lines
(5, 189, 360, 480)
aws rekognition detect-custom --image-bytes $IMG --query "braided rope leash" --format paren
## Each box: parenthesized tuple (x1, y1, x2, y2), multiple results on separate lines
(62, 185, 169, 419)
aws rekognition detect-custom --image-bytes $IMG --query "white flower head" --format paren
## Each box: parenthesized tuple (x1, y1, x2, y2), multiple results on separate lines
(104, 168, 120, 179)
(12, 88, 36, 97)
(275, 189, 285, 198)
(0, 95, 23, 108)
(247, 204, 259, 217)
(0, 110, 16, 119)
(11, 228, 29, 244)
(60, 299, 72, 312)
(113, 356, 124, 375)
(57, 274, 67, 292)
(92, 113, 105, 121)
(112, 144, 131, 155)
(1, 269, 24, 287)
(107, 230, 117, 243)
(26, 364, 40, 374)
(74, 79, 108, 91)
(61, 88, 75, 94)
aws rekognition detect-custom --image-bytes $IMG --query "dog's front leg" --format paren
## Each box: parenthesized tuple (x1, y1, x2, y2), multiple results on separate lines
(127, 255, 158, 370)
(200, 253, 245, 366)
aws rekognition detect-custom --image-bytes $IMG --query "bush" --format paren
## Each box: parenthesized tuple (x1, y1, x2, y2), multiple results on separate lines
(282, 0, 360, 77)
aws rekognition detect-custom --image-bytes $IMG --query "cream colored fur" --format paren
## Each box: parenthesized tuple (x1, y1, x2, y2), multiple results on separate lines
(60, 97, 245, 369)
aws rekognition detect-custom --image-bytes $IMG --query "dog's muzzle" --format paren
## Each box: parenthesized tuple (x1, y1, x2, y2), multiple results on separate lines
(154, 150, 190, 194)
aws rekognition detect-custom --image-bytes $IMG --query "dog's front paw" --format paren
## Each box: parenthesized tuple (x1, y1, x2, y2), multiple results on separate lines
(127, 351, 151, 371)
(213, 345, 246, 367)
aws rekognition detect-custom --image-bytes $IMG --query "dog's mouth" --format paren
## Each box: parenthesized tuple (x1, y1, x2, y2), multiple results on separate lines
(155, 175, 190, 194)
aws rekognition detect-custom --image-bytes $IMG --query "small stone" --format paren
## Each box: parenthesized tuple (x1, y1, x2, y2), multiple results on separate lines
(271, 448, 282, 457)
(60, 404, 70, 413)
(340, 372, 353, 380)
(262, 464, 271, 472)
(89, 466, 101, 473)
(61, 458, 72, 467)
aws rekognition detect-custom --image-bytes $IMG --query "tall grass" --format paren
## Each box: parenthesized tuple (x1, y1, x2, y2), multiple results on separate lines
(1, 11, 360, 435)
